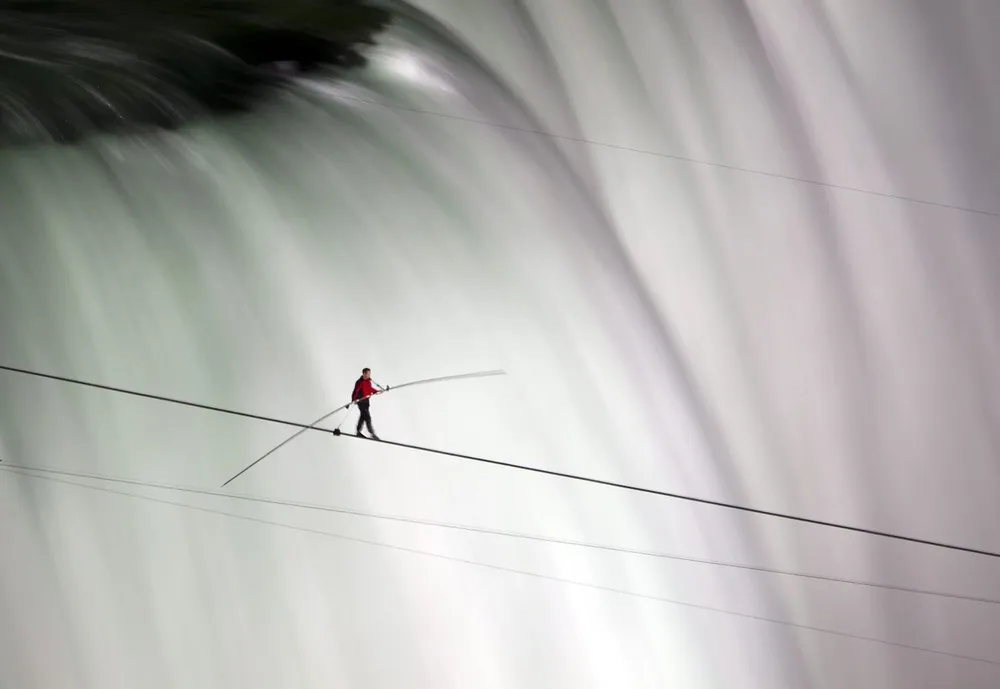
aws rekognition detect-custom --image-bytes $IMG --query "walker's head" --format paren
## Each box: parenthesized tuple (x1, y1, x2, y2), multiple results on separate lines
(362, 368, 371, 379)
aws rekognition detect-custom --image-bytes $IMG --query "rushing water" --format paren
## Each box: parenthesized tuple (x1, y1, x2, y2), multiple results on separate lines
(2, 2, 999, 688)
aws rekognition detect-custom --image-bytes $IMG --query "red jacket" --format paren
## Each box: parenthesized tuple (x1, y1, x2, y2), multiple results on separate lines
(352, 377, 378, 402)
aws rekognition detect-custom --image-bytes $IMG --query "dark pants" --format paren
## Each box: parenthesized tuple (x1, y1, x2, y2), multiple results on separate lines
(356, 400, 375, 436)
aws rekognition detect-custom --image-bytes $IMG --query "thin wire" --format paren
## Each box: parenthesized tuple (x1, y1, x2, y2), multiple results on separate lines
(3, 362, 999, 560)
(2, 461, 998, 606)
(328, 92, 1000, 220)
(0, 363, 309, 430)
(337, 434, 1000, 561)
(222, 369, 505, 487)
(3, 466, 997, 668)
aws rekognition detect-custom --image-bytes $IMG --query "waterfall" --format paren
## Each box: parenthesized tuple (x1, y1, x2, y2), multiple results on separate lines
(2, 2, 998, 687)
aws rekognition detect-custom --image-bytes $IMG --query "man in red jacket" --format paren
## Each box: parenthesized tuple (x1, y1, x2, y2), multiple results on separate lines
(352, 367, 382, 439)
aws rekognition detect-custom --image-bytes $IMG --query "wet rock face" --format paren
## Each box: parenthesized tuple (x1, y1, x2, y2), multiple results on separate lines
(0, 1, 392, 146)
(216, 27, 370, 72)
